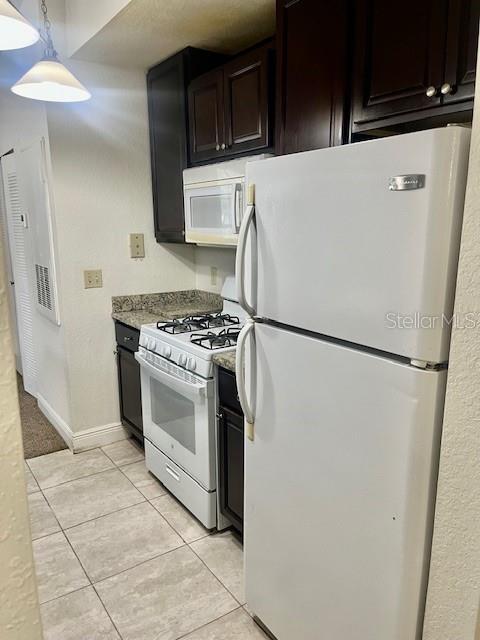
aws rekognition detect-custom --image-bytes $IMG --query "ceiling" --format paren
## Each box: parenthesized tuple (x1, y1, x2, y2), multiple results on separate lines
(71, 0, 276, 69)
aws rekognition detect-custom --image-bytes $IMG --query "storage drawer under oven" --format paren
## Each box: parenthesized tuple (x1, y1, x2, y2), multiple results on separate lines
(145, 440, 216, 529)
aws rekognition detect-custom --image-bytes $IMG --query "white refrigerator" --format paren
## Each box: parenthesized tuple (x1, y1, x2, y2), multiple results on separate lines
(235, 127, 470, 640)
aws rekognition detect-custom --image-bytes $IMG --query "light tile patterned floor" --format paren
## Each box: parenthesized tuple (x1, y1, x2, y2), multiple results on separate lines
(26, 438, 267, 640)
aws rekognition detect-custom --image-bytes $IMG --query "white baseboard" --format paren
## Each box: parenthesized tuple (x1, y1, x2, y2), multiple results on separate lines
(37, 394, 128, 453)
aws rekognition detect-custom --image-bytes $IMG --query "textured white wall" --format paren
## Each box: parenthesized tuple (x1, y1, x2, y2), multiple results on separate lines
(423, 58, 480, 640)
(194, 246, 236, 294)
(0, 42, 72, 429)
(65, 0, 132, 56)
(0, 227, 42, 639)
(46, 57, 196, 433)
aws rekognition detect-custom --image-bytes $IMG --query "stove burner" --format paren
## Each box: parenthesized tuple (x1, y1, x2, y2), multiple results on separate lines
(157, 313, 240, 334)
(190, 328, 241, 350)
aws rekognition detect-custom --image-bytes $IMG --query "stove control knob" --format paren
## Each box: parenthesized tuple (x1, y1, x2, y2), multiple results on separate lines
(148, 338, 157, 352)
(163, 345, 172, 358)
(179, 353, 187, 367)
(187, 358, 196, 371)
(139, 335, 147, 348)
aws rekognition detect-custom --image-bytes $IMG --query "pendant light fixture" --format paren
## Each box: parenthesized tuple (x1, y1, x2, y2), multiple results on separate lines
(0, 0, 39, 50)
(11, 0, 91, 102)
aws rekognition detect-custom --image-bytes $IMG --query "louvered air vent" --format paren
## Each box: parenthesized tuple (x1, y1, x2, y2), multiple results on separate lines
(35, 263, 53, 311)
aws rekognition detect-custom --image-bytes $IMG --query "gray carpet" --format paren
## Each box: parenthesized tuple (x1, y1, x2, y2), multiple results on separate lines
(17, 375, 68, 459)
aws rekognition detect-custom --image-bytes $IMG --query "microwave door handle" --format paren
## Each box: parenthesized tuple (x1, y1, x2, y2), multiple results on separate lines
(234, 184, 242, 232)
(135, 352, 206, 398)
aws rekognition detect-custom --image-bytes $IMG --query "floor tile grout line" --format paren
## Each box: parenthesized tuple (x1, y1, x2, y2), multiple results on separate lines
(39, 583, 93, 608)
(65, 505, 186, 584)
(92, 542, 189, 588)
(37, 461, 147, 531)
(32, 464, 118, 492)
(187, 542, 245, 607)
(100, 441, 145, 468)
(91, 581, 125, 640)
(165, 605, 244, 640)
(32, 485, 63, 536)
(116, 460, 166, 498)
(26, 445, 114, 477)
(55, 495, 147, 532)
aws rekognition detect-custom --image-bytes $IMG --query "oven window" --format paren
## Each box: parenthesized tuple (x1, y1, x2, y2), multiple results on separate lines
(190, 194, 233, 229)
(150, 378, 196, 454)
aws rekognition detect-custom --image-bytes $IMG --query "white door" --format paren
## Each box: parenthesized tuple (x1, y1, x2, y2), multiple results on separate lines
(1, 153, 38, 395)
(243, 322, 446, 640)
(0, 160, 22, 372)
(243, 127, 470, 363)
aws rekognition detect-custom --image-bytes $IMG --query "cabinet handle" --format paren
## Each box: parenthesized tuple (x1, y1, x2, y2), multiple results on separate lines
(215, 144, 220, 151)
(216, 412, 223, 420)
(124, 336, 133, 342)
(426, 86, 437, 98)
(221, 143, 226, 150)
(440, 83, 453, 95)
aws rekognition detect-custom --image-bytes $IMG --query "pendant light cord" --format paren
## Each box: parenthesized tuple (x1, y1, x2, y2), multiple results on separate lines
(40, 0, 57, 59)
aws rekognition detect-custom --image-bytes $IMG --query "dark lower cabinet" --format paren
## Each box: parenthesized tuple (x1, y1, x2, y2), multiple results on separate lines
(218, 367, 244, 534)
(275, 0, 351, 154)
(147, 48, 226, 243)
(115, 322, 143, 443)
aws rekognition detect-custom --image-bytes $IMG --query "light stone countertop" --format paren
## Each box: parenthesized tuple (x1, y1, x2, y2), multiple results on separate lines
(112, 290, 223, 331)
(212, 351, 236, 373)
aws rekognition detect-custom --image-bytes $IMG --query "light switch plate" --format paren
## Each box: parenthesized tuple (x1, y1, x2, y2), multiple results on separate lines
(84, 269, 103, 289)
(130, 233, 145, 258)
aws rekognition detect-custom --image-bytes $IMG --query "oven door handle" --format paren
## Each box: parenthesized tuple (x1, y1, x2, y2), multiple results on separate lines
(135, 352, 207, 398)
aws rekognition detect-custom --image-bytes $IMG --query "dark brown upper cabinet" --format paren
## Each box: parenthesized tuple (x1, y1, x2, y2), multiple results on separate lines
(275, 0, 350, 155)
(188, 41, 274, 164)
(147, 48, 225, 243)
(188, 69, 225, 163)
(443, 0, 480, 105)
(352, 0, 479, 132)
(223, 46, 271, 154)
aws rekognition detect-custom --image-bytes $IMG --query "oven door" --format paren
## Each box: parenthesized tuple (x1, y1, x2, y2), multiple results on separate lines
(184, 180, 244, 246)
(136, 348, 216, 490)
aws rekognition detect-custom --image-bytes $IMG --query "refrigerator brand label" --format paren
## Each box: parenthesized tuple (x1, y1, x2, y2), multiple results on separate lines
(388, 175, 425, 191)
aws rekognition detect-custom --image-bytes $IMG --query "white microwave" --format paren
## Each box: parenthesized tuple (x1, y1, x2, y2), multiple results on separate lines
(183, 155, 271, 247)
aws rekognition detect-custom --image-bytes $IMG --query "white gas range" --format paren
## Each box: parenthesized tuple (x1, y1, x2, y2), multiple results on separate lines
(135, 277, 245, 529)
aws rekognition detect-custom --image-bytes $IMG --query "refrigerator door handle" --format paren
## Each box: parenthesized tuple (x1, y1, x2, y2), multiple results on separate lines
(235, 198, 256, 317)
(236, 319, 255, 438)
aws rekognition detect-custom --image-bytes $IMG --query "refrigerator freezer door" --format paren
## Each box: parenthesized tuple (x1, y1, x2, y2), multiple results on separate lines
(245, 127, 470, 363)
(244, 323, 446, 640)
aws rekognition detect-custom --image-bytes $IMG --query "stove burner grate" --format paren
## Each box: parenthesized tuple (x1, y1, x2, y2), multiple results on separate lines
(190, 328, 241, 350)
(157, 313, 240, 334)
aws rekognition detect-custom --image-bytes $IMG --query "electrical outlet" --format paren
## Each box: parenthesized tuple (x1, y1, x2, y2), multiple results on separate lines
(130, 233, 145, 258)
(84, 269, 103, 289)
(210, 267, 218, 286)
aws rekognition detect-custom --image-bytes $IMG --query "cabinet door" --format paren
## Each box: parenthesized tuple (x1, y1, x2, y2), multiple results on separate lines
(188, 69, 225, 163)
(352, 0, 448, 128)
(223, 45, 272, 155)
(218, 406, 244, 533)
(117, 346, 143, 436)
(276, 0, 349, 154)
(443, 0, 480, 104)
(147, 54, 188, 243)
